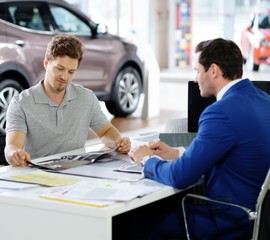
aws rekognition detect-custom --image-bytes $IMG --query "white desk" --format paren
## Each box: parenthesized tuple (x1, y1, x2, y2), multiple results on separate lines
(0, 145, 185, 240)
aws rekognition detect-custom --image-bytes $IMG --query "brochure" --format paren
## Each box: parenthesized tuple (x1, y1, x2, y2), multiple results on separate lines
(114, 162, 143, 174)
(28, 149, 115, 171)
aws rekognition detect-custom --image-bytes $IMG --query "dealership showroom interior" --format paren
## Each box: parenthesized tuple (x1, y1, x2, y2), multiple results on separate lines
(0, 0, 270, 239)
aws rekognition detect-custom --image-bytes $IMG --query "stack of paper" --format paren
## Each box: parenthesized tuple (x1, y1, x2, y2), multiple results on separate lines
(40, 180, 161, 207)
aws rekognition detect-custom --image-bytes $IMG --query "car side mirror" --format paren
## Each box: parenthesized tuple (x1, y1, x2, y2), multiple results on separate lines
(96, 23, 108, 35)
(246, 25, 254, 34)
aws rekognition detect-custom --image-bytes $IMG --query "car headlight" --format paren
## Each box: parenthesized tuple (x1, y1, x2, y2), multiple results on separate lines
(261, 39, 270, 47)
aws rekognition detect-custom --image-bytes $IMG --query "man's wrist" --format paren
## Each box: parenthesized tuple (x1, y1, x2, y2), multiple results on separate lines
(141, 155, 151, 166)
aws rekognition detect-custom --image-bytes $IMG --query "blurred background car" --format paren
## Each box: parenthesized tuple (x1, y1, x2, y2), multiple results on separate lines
(240, 10, 270, 71)
(0, 0, 145, 136)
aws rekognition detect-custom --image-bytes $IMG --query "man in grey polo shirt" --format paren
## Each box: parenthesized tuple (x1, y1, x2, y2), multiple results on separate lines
(5, 35, 131, 166)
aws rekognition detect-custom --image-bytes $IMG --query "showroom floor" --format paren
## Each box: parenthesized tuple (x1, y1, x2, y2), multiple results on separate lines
(87, 64, 270, 145)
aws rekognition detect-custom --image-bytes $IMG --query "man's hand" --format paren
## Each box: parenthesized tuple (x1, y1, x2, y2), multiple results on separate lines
(129, 145, 154, 165)
(115, 137, 131, 153)
(9, 149, 31, 167)
(149, 141, 179, 160)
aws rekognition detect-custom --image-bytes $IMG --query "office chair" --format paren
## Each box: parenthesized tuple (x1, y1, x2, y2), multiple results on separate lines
(181, 168, 270, 240)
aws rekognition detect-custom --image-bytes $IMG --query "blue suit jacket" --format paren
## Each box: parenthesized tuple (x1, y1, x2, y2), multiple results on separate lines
(144, 79, 270, 239)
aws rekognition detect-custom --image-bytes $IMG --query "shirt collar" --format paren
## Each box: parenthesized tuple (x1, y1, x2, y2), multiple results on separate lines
(216, 78, 243, 101)
(33, 80, 77, 106)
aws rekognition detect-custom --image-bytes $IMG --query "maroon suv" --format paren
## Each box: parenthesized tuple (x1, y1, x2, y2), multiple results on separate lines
(0, 0, 145, 135)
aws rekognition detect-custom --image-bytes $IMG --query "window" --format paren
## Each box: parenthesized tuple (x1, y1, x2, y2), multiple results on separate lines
(6, 2, 51, 31)
(49, 5, 91, 35)
(259, 14, 270, 29)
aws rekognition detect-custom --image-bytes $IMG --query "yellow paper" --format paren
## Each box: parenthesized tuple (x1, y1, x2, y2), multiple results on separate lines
(9, 170, 79, 187)
(40, 195, 112, 208)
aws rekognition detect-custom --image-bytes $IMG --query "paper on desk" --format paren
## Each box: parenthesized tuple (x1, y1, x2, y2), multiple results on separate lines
(132, 132, 160, 142)
(8, 170, 80, 187)
(0, 180, 39, 190)
(40, 180, 161, 202)
(40, 194, 115, 208)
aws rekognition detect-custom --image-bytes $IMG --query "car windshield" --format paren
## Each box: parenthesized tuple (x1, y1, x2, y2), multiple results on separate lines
(258, 13, 270, 29)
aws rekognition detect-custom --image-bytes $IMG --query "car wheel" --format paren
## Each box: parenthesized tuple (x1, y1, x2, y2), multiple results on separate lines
(247, 47, 260, 71)
(0, 79, 23, 134)
(253, 63, 259, 71)
(105, 67, 142, 117)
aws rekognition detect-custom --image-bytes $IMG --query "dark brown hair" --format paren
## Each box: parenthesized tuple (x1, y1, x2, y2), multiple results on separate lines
(195, 38, 243, 80)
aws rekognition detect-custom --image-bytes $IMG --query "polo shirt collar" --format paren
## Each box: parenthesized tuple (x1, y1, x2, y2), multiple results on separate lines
(33, 80, 78, 106)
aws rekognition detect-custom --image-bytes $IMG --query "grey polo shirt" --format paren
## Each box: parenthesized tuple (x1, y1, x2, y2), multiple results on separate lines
(6, 81, 109, 159)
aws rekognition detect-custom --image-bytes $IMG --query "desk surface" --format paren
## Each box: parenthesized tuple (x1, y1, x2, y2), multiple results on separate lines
(0, 165, 179, 216)
(0, 144, 182, 240)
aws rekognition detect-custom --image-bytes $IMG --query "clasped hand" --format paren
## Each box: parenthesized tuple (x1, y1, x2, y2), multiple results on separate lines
(129, 141, 180, 165)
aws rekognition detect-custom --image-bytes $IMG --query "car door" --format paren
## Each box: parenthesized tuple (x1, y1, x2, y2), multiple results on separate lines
(48, 3, 111, 91)
(4, 1, 55, 85)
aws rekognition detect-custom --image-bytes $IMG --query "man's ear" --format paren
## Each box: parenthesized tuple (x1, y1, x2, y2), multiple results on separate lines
(210, 63, 219, 79)
(43, 58, 48, 69)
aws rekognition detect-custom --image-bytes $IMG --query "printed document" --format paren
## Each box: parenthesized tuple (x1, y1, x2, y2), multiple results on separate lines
(40, 180, 161, 202)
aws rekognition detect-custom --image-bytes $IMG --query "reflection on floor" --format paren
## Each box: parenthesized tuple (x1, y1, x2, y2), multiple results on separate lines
(111, 109, 182, 133)
(87, 109, 182, 143)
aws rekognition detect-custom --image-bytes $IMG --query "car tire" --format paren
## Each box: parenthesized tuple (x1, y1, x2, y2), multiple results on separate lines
(253, 63, 259, 71)
(247, 47, 260, 71)
(0, 79, 23, 134)
(105, 67, 142, 117)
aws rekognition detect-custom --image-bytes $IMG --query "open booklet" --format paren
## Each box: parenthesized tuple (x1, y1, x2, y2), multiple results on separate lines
(28, 148, 115, 171)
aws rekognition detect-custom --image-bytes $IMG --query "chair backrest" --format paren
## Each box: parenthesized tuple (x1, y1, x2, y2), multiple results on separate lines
(253, 168, 270, 240)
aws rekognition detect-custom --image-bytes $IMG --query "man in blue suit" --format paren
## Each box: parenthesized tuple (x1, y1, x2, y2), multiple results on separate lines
(130, 38, 270, 239)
